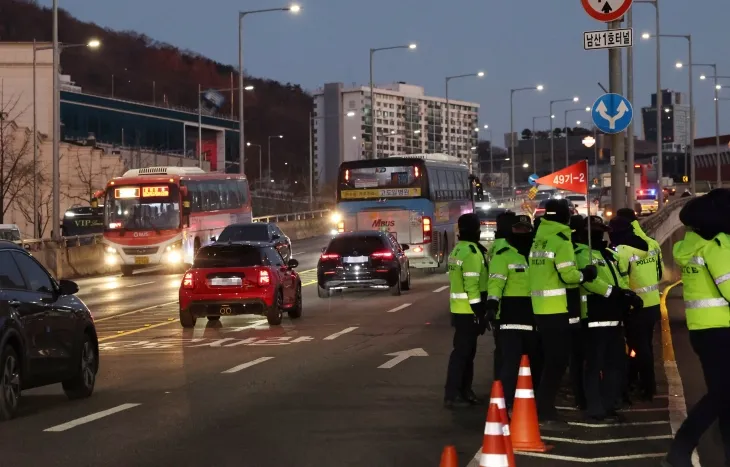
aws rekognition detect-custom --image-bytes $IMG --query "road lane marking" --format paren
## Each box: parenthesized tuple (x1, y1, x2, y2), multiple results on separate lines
(124, 281, 156, 288)
(513, 452, 666, 463)
(433, 286, 448, 293)
(94, 301, 178, 323)
(557, 405, 667, 413)
(542, 435, 673, 444)
(378, 348, 428, 368)
(386, 303, 412, 313)
(568, 420, 668, 428)
(222, 357, 274, 374)
(323, 327, 358, 340)
(98, 320, 178, 342)
(43, 403, 141, 432)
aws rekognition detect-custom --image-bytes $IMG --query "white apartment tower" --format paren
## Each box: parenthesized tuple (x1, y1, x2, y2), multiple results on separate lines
(312, 82, 479, 187)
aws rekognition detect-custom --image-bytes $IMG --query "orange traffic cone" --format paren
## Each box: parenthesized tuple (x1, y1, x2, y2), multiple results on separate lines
(439, 445, 458, 467)
(510, 355, 551, 452)
(489, 381, 516, 467)
(479, 402, 510, 467)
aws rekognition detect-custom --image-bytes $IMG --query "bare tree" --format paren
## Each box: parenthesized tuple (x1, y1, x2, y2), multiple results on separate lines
(62, 147, 123, 206)
(16, 180, 52, 238)
(0, 86, 33, 224)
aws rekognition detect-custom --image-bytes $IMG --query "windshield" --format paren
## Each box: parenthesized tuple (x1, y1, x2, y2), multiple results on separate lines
(337, 162, 428, 201)
(194, 245, 264, 268)
(218, 224, 269, 242)
(0, 229, 20, 241)
(104, 184, 181, 231)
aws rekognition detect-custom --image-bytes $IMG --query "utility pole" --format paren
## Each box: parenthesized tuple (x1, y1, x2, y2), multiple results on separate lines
(626, 8, 636, 208)
(609, 19, 626, 211)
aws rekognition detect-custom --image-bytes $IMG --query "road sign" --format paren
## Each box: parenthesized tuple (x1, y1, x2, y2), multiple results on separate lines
(535, 161, 589, 194)
(581, 0, 633, 22)
(528, 173, 539, 186)
(528, 187, 538, 200)
(591, 93, 633, 134)
(584, 28, 633, 50)
(682, 175, 689, 183)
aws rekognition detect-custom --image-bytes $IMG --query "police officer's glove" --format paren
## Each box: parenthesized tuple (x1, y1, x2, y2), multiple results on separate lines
(580, 265, 598, 283)
(485, 299, 499, 333)
(624, 290, 644, 310)
(471, 302, 489, 334)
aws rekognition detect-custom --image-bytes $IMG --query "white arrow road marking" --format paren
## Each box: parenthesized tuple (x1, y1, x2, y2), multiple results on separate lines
(386, 303, 412, 313)
(44, 403, 141, 432)
(378, 348, 428, 369)
(222, 356, 274, 374)
(433, 285, 449, 293)
(595, 99, 629, 130)
(324, 327, 358, 340)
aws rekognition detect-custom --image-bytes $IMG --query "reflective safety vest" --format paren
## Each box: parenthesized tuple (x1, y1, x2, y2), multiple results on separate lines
(487, 243, 533, 329)
(488, 238, 509, 262)
(575, 244, 627, 325)
(674, 231, 730, 331)
(448, 240, 488, 315)
(615, 244, 661, 307)
(632, 220, 664, 280)
(529, 218, 584, 316)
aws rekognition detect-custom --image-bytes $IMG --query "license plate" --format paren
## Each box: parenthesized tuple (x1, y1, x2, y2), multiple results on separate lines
(343, 256, 369, 263)
(209, 277, 242, 287)
(134, 256, 149, 265)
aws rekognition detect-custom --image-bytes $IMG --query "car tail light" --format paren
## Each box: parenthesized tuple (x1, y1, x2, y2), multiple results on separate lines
(337, 221, 345, 232)
(320, 253, 340, 261)
(258, 269, 271, 287)
(371, 251, 393, 259)
(422, 216, 432, 243)
(182, 272, 195, 289)
(412, 246, 423, 253)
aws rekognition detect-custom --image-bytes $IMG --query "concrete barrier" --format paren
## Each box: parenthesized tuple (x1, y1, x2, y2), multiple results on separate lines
(278, 217, 331, 241)
(31, 243, 117, 280)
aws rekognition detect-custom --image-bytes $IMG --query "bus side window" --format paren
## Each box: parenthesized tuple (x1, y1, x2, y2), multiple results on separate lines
(446, 171, 457, 199)
(436, 169, 448, 201)
(428, 169, 439, 200)
(226, 180, 240, 209)
(218, 182, 230, 210)
(237, 179, 249, 205)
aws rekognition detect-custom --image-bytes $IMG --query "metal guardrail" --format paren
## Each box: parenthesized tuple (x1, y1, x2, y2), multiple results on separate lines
(639, 196, 693, 237)
(252, 209, 331, 223)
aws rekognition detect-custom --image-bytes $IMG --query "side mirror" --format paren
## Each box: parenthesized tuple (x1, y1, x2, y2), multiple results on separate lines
(210, 236, 217, 242)
(287, 259, 299, 269)
(401, 244, 410, 251)
(58, 279, 79, 296)
(321, 247, 326, 253)
(272, 234, 280, 240)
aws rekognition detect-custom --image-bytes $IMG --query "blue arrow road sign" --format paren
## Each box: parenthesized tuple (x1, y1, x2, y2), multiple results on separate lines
(591, 93, 633, 134)
(528, 174, 539, 186)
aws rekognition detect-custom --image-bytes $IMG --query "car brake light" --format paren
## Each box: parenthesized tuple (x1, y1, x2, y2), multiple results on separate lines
(258, 269, 271, 287)
(422, 216, 432, 244)
(412, 246, 423, 253)
(337, 221, 344, 232)
(320, 253, 340, 261)
(371, 251, 393, 259)
(182, 272, 194, 289)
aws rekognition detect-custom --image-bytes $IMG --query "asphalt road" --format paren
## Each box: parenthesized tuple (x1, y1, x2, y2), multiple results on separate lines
(0, 234, 679, 466)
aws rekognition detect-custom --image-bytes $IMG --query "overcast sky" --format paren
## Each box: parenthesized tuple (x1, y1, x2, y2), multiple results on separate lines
(43, 0, 730, 144)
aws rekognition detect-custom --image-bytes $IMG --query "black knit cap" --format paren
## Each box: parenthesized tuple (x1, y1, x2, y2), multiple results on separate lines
(458, 213, 481, 234)
(543, 199, 571, 224)
(569, 214, 584, 232)
(495, 211, 517, 237)
(616, 208, 638, 222)
(679, 189, 730, 236)
(608, 216, 633, 234)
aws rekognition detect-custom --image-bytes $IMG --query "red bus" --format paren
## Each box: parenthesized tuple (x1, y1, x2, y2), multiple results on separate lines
(99, 166, 252, 276)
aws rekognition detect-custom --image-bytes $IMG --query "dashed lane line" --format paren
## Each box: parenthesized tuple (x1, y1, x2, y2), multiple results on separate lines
(43, 403, 141, 432)
(323, 327, 358, 340)
(541, 435, 673, 444)
(221, 357, 274, 374)
(124, 281, 156, 288)
(386, 303, 412, 313)
(432, 285, 448, 293)
(94, 301, 178, 323)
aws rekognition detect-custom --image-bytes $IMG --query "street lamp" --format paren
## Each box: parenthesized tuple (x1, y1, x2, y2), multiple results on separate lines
(564, 107, 589, 167)
(645, 32, 693, 197)
(549, 96, 579, 173)
(198, 84, 253, 169)
(532, 116, 550, 174)
(510, 85, 544, 193)
(695, 64, 721, 188)
(445, 71, 486, 156)
(238, 5, 300, 177)
(369, 43, 417, 159)
(246, 142, 262, 181)
(582, 132, 599, 182)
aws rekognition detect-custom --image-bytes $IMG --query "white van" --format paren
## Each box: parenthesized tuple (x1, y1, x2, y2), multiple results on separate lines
(0, 224, 21, 242)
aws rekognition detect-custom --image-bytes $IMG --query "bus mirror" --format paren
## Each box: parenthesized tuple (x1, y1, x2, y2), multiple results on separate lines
(180, 186, 189, 197)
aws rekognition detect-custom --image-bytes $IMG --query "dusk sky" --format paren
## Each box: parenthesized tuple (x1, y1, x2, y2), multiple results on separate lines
(42, 0, 730, 145)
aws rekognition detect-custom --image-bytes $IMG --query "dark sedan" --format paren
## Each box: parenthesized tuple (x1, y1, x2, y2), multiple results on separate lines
(213, 222, 292, 261)
(317, 231, 410, 297)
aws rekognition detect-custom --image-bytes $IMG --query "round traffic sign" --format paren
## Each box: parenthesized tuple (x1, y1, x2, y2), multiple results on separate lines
(528, 174, 539, 186)
(581, 0, 633, 22)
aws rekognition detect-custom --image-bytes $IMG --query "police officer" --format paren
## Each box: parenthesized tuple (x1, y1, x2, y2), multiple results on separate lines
(444, 213, 489, 409)
(575, 216, 642, 421)
(616, 208, 664, 274)
(489, 211, 517, 380)
(486, 214, 539, 410)
(530, 199, 598, 429)
(609, 215, 662, 401)
(568, 214, 587, 410)
(664, 190, 730, 466)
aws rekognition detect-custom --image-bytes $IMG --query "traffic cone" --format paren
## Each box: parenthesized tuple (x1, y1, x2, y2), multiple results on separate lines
(439, 445, 458, 467)
(510, 355, 551, 452)
(479, 402, 510, 467)
(489, 381, 516, 467)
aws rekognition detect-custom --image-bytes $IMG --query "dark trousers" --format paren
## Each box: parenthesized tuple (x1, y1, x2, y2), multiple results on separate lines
(493, 327, 502, 381)
(583, 326, 625, 418)
(498, 328, 540, 409)
(535, 314, 572, 421)
(626, 305, 660, 397)
(668, 328, 730, 466)
(569, 324, 586, 408)
(445, 314, 480, 400)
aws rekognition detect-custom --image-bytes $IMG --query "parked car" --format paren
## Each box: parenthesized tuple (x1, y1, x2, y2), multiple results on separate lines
(0, 241, 98, 421)
(213, 222, 292, 261)
(179, 242, 301, 327)
(317, 231, 410, 297)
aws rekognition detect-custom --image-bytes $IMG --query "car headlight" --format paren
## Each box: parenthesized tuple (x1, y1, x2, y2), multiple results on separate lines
(330, 212, 342, 224)
(166, 240, 183, 251)
(166, 251, 182, 264)
(105, 245, 116, 254)
(104, 254, 117, 265)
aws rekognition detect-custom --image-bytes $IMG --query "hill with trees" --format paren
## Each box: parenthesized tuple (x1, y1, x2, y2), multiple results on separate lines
(0, 0, 312, 190)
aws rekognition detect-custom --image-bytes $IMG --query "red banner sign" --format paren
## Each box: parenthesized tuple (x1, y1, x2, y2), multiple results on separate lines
(535, 160, 589, 194)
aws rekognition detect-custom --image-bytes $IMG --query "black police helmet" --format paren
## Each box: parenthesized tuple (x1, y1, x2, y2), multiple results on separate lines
(543, 199, 571, 224)
(586, 215, 611, 232)
(616, 208, 638, 222)
(457, 213, 481, 234)
(513, 214, 533, 231)
(569, 214, 585, 232)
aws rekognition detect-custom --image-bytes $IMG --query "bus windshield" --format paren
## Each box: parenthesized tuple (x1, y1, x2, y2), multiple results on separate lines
(338, 161, 426, 201)
(104, 184, 181, 231)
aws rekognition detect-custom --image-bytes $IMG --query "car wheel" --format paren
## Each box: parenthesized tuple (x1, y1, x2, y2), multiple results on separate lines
(207, 316, 220, 322)
(0, 345, 21, 421)
(120, 265, 134, 277)
(179, 308, 196, 328)
(288, 283, 303, 319)
(317, 285, 330, 299)
(401, 268, 411, 291)
(267, 289, 284, 326)
(390, 270, 402, 296)
(62, 334, 97, 400)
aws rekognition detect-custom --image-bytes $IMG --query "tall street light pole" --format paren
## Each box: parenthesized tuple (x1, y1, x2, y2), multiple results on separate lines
(549, 97, 579, 174)
(697, 66, 721, 188)
(532, 116, 549, 174)
(445, 71, 485, 156)
(369, 43, 416, 159)
(51, 0, 60, 240)
(564, 107, 590, 167)
(511, 85, 544, 193)
(238, 5, 300, 177)
(246, 142, 262, 183)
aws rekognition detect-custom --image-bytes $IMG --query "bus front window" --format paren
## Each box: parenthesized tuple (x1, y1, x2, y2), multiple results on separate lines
(105, 185, 181, 231)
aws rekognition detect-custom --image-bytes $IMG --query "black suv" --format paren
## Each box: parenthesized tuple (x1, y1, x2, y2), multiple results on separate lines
(317, 231, 410, 297)
(0, 241, 99, 421)
(213, 222, 292, 261)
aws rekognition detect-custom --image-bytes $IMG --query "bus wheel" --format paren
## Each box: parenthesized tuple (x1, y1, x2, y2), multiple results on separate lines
(120, 265, 134, 277)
